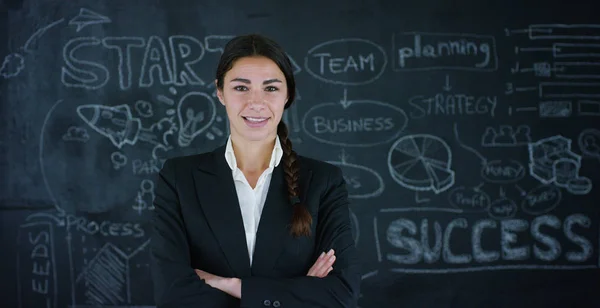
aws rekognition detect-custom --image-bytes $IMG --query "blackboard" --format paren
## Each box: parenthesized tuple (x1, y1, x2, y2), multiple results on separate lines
(2, 0, 600, 307)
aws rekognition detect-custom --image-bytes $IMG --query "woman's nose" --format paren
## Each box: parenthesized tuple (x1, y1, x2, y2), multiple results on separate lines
(248, 91, 265, 108)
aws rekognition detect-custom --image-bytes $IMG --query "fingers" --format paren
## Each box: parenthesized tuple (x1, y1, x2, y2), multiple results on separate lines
(307, 249, 336, 278)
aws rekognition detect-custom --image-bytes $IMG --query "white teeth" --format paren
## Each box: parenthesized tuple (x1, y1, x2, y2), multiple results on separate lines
(245, 117, 267, 122)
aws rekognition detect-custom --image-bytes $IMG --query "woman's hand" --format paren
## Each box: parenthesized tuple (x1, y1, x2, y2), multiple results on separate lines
(195, 269, 241, 299)
(307, 249, 336, 278)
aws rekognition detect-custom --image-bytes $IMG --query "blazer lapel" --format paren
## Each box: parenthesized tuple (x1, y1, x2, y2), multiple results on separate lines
(192, 145, 252, 278)
(252, 164, 313, 275)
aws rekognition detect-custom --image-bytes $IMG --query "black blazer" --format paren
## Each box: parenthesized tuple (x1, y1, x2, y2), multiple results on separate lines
(150, 143, 361, 308)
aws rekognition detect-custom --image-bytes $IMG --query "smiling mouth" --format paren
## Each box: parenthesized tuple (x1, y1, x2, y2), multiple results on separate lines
(242, 116, 270, 127)
(242, 116, 270, 122)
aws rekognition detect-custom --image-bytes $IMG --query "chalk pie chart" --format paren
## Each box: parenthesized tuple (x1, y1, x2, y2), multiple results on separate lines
(388, 134, 455, 194)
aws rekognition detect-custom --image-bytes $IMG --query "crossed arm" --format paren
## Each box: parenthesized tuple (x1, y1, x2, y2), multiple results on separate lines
(194, 248, 337, 298)
(150, 159, 361, 308)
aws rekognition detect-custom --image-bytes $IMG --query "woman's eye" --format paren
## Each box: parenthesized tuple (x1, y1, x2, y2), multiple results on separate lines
(265, 86, 278, 92)
(234, 85, 248, 91)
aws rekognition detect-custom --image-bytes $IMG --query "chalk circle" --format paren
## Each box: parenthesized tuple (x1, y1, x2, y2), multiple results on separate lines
(567, 177, 592, 195)
(521, 184, 561, 215)
(140, 179, 155, 194)
(488, 197, 517, 220)
(578, 128, 600, 159)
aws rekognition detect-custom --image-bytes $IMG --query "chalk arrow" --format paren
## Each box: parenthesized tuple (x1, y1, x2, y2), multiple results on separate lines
(340, 88, 352, 109)
(443, 74, 452, 91)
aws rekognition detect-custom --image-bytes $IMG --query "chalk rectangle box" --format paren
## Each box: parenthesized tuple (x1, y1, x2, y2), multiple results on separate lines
(529, 24, 600, 40)
(554, 62, 600, 79)
(539, 82, 600, 98)
(17, 222, 57, 308)
(553, 43, 600, 58)
(539, 101, 572, 117)
(578, 100, 600, 116)
(391, 32, 497, 71)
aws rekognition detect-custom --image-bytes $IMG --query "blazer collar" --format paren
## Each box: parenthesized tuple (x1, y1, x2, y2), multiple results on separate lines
(193, 144, 312, 277)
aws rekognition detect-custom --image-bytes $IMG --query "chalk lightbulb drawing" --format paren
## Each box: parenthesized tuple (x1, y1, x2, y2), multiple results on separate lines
(176, 91, 217, 147)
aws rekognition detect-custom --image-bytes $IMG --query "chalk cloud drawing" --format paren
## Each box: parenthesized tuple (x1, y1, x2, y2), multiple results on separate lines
(62, 126, 90, 142)
(1, 18, 64, 78)
(177, 91, 218, 146)
(388, 134, 455, 194)
(0, 53, 25, 78)
(482, 125, 531, 147)
(528, 135, 592, 195)
(75, 240, 150, 306)
(69, 8, 112, 32)
(327, 149, 384, 199)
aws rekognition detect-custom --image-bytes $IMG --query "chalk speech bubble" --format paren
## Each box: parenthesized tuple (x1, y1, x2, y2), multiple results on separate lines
(521, 184, 561, 215)
(448, 186, 490, 212)
(481, 159, 526, 184)
(488, 197, 517, 220)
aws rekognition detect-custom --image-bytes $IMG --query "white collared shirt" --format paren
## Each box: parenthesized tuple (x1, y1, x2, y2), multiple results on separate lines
(224, 135, 283, 266)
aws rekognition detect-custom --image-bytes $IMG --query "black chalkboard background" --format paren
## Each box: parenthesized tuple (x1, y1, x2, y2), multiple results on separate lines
(2, 0, 600, 307)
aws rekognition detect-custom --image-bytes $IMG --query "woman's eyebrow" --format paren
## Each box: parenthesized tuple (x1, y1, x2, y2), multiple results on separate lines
(263, 78, 282, 85)
(230, 77, 250, 84)
(229, 78, 282, 85)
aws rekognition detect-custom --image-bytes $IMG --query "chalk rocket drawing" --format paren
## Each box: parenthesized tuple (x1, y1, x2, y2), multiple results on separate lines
(76, 104, 176, 156)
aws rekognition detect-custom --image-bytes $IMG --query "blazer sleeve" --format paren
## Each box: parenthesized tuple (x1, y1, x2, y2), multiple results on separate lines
(240, 165, 361, 308)
(150, 158, 238, 308)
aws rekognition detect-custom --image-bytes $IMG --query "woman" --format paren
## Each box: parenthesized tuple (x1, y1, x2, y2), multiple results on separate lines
(150, 34, 361, 308)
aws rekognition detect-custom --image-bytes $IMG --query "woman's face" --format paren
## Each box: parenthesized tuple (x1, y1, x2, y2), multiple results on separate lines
(216, 56, 288, 143)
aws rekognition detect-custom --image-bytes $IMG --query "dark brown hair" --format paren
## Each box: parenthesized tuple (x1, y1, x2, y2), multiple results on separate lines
(215, 34, 312, 237)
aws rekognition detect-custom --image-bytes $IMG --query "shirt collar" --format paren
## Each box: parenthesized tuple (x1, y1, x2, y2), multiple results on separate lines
(224, 135, 284, 172)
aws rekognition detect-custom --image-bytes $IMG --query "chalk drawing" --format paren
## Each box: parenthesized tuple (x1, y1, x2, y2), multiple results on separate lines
(388, 134, 455, 194)
(177, 91, 217, 147)
(110, 152, 128, 170)
(69, 8, 111, 32)
(62, 126, 90, 142)
(528, 135, 592, 195)
(327, 149, 384, 199)
(1, 18, 64, 78)
(75, 240, 150, 306)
